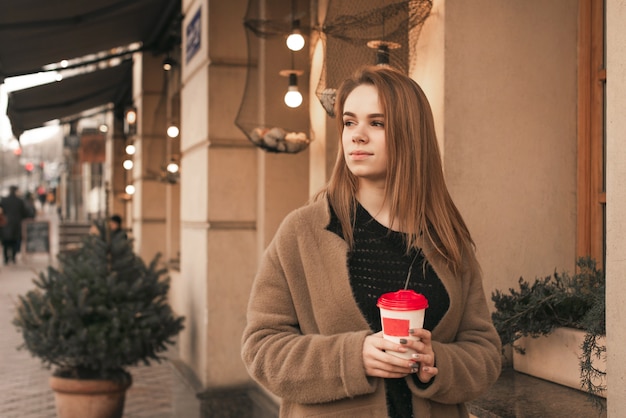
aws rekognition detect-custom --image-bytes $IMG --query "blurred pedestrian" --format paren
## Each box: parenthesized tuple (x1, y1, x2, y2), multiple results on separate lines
(0, 207, 7, 231)
(109, 214, 128, 240)
(23, 192, 37, 218)
(36, 185, 47, 210)
(0, 186, 32, 264)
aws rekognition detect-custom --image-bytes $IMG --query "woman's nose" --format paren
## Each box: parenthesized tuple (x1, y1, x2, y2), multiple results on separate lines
(352, 133, 367, 143)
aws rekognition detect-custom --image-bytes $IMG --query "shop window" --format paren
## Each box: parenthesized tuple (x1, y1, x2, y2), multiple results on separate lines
(577, 0, 606, 267)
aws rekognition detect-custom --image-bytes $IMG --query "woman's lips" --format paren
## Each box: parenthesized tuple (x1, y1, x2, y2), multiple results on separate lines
(349, 150, 372, 160)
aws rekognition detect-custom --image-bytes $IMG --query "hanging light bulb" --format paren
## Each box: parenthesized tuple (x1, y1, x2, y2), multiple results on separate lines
(125, 184, 136, 195)
(283, 72, 303, 108)
(367, 40, 402, 66)
(124, 106, 137, 136)
(126, 107, 137, 124)
(123, 159, 134, 170)
(286, 31, 305, 51)
(125, 143, 136, 155)
(166, 159, 179, 174)
(167, 124, 179, 138)
(162, 55, 177, 71)
(286, 20, 305, 51)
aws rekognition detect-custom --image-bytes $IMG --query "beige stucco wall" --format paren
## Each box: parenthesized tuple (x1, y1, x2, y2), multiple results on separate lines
(606, 0, 626, 413)
(440, 1, 578, 299)
(412, 0, 445, 154)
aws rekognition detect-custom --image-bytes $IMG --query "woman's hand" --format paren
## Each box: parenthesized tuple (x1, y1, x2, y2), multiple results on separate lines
(362, 330, 438, 383)
(363, 332, 413, 378)
(406, 328, 438, 383)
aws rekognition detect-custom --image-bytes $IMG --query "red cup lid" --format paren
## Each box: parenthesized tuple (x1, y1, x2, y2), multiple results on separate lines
(377, 289, 429, 311)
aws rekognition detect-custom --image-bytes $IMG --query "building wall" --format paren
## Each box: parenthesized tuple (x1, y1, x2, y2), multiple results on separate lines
(441, 0, 578, 299)
(606, 0, 626, 413)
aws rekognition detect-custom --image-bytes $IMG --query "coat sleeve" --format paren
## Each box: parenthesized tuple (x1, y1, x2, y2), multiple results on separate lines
(241, 212, 378, 404)
(406, 253, 502, 404)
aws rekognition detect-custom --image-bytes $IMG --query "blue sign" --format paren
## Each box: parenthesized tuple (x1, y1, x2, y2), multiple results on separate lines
(186, 7, 201, 64)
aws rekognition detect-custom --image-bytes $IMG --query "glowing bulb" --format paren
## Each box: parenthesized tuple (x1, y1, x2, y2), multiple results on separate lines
(123, 159, 134, 170)
(124, 107, 138, 136)
(99, 124, 108, 133)
(166, 161, 179, 174)
(167, 125, 179, 138)
(284, 72, 303, 108)
(286, 31, 305, 51)
(125, 185, 135, 195)
(126, 109, 137, 124)
(125, 144, 136, 155)
(162, 56, 176, 71)
(284, 87, 303, 108)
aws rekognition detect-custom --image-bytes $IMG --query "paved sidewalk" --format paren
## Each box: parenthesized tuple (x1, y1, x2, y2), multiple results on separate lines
(0, 256, 202, 418)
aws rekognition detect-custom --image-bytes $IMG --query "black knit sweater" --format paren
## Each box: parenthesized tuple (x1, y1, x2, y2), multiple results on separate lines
(329, 203, 450, 418)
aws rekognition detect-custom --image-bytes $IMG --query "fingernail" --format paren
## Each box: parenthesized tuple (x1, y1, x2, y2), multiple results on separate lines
(412, 354, 420, 360)
(399, 338, 408, 344)
(409, 329, 415, 335)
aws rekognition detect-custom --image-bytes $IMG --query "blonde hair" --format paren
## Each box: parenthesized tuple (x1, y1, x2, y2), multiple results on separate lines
(318, 65, 475, 274)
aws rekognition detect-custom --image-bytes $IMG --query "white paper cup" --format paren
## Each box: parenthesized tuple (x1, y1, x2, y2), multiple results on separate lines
(377, 290, 429, 359)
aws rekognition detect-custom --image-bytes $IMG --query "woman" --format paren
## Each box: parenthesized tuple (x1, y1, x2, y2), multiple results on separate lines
(241, 65, 501, 417)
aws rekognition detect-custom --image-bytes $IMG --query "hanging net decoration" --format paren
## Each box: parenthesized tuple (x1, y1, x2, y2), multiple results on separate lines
(316, 0, 433, 117)
(235, 0, 312, 154)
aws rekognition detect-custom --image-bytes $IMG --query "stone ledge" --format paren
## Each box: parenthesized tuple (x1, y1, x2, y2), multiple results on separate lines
(182, 367, 607, 418)
(197, 384, 279, 418)
(468, 367, 606, 418)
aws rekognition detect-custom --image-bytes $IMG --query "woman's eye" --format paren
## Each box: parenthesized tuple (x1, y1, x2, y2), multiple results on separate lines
(372, 120, 384, 127)
(343, 120, 355, 127)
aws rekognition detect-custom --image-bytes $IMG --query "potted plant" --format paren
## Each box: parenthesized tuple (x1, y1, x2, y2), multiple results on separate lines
(13, 221, 185, 418)
(491, 257, 605, 406)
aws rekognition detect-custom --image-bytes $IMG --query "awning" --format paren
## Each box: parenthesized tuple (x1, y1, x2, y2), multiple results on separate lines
(0, 0, 180, 82)
(7, 60, 132, 138)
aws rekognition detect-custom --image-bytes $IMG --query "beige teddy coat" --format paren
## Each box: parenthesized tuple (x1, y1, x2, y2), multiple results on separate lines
(241, 198, 501, 417)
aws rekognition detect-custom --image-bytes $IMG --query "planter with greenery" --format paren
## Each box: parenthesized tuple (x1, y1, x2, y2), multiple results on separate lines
(491, 257, 606, 405)
(13, 222, 185, 418)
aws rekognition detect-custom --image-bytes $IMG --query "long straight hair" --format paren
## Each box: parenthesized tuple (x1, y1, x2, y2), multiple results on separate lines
(318, 65, 476, 275)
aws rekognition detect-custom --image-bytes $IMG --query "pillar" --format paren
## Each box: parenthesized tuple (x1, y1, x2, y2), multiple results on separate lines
(175, 1, 311, 414)
(130, 53, 169, 260)
(177, 0, 257, 411)
(605, 0, 626, 413)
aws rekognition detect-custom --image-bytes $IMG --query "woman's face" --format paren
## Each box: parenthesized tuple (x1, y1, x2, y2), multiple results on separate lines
(341, 84, 388, 186)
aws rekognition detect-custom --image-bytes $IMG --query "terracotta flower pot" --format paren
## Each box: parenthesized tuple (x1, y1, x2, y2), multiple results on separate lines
(49, 375, 132, 418)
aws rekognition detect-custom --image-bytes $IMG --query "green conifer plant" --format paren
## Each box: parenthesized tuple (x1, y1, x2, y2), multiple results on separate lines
(13, 221, 185, 383)
(491, 256, 605, 407)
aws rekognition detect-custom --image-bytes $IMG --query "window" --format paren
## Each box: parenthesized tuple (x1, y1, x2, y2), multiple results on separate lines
(577, 0, 606, 268)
